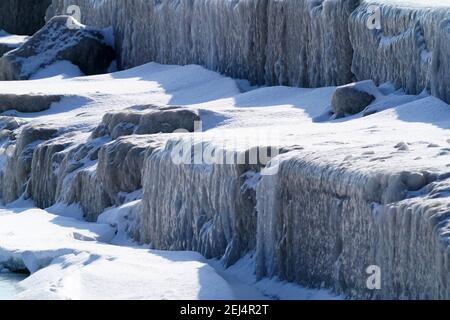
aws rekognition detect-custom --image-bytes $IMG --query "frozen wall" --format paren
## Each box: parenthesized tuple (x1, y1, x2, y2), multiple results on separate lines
(350, 1, 450, 102)
(49, 0, 356, 87)
(48, 0, 450, 103)
(256, 152, 450, 299)
(139, 141, 260, 266)
(0, 0, 51, 35)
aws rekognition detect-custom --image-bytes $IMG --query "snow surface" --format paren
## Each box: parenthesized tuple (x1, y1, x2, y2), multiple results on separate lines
(0, 62, 450, 299)
(30, 61, 84, 80)
(0, 30, 28, 48)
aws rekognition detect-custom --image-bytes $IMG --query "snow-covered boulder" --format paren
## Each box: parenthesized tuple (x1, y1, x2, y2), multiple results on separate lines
(0, 94, 62, 113)
(0, 0, 51, 35)
(0, 15, 115, 81)
(331, 82, 377, 117)
(49, 0, 357, 87)
(92, 106, 200, 140)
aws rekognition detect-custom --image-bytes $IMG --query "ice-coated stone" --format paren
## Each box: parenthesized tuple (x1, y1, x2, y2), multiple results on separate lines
(49, 0, 356, 87)
(92, 106, 200, 140)
(332, 83, 376, 117)
(256, 151, 450, 299)
(0, 15, 115, 80)
(0, 0, 51, 35)
(0, 94, 62, 113)
(96, 136, 163, 208)
(48, 0, 450, 102)
(265, 0, 359, 87)
(349, 1, 450, 103)
(0, 31, 27, 57)
(139, 140, 268, 266)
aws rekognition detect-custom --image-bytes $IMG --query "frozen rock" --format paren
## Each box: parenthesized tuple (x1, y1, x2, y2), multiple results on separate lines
(49, 0, 356, 87)
(0, 0, 51, 35)
(349, 1, 450, 103)
(332, 82, 376, 117)
(0, 15, 115, 80)
(1, 124, 58, 203)
(139, 140, 277, 267)
(96, 136, 163, 208)
(0, 94, 62, 113)
(256, 151, 450, 299)
(92, 106, 200, 140)
(48, 0, 450, 103)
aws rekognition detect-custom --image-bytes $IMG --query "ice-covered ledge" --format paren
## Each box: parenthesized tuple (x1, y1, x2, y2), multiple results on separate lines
(47, 0, 450, 103)
(350, 0, 450, 102)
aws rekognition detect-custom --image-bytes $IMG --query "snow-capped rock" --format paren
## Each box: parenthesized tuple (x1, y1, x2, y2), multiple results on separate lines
(0, 15, 115, 81)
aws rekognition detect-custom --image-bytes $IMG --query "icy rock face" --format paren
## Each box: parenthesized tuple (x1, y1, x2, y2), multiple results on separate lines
(48, 0, 450, 102)
(96, 136, 163, 209)
(0, 16, 115, 80)
(139, 141, 262, 266)
(0, 94, 62, 113)
(256, 152, 450, 299)
(0, 124, 58, 203)
(331, 83, 376, 117)
(29, 133, 164, 221)
(0, 0, 51, 35)
(92, 106, 200, 140)
(265, 0, 358, 87)
(49, 0, 356, 87)
(349, 1, 450, 103)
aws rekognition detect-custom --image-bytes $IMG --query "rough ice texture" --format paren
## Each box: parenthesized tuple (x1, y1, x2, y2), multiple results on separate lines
(349, 1, 450, 102)
(1, 63, 450, 299)
(48, 0, 450, 103)
(139, 142, 260, 266)
(49, 0, 356, 87)
(0, 0, 51, 35)
(0, 16, 115, 81)
(256, 152, 450, 299)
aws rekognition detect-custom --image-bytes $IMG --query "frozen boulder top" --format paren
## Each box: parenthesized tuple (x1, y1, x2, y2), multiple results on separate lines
(0, 16, 115, 81)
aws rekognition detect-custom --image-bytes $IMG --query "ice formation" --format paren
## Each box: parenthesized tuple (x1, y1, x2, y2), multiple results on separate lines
(47, 0, 450, 103)
(0, 0, 450, 300)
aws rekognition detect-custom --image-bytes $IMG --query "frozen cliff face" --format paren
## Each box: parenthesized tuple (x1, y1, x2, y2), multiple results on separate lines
(1, 124, 58, 204)
(350, 1, 450, 102)
(139, 140, 263, 266)
(49, 0, 355, 87)
(0, 0, 51, 35)
(265, 0, 358, 87)
(48, 0, 450, 103)
(256, 150, 450, 299)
